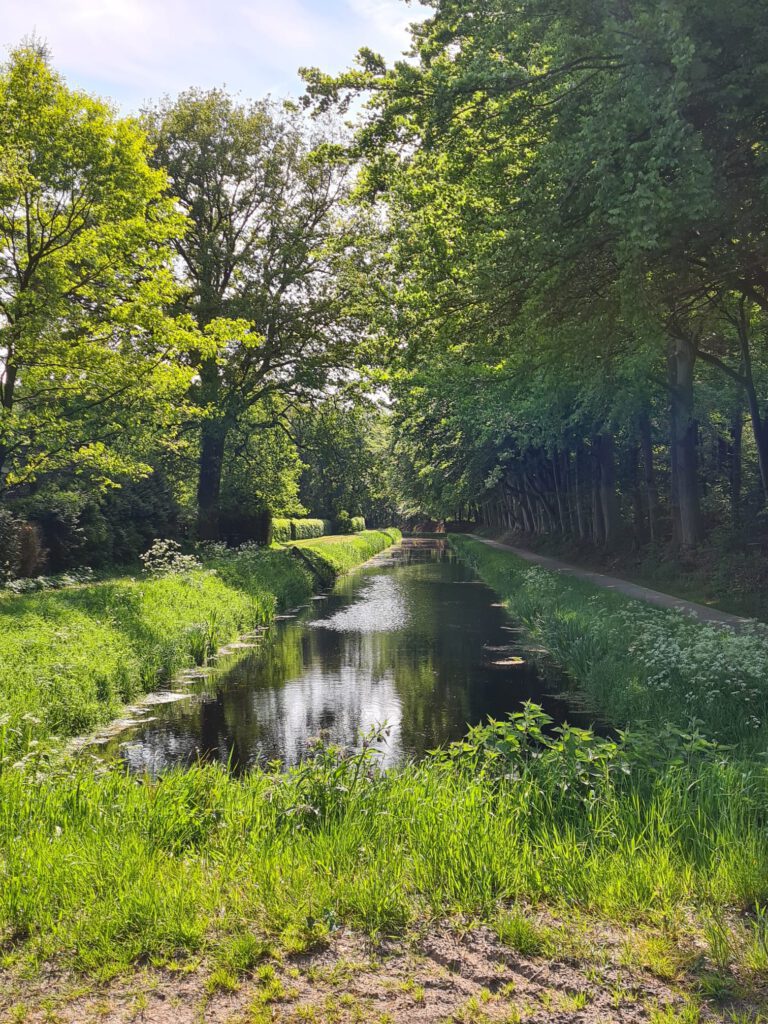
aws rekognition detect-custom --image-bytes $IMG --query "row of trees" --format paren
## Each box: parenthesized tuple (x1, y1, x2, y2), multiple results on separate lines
(0, 43, 392, 575)
(305, 0, 768, 550)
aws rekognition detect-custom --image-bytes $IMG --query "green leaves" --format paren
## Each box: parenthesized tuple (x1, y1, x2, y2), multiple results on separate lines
(0, 43, 190, 494)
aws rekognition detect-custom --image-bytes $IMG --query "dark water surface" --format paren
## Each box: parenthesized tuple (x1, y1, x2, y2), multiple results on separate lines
(103, 540, 592, 773)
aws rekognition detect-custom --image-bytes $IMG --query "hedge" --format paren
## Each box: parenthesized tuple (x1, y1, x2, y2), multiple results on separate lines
(290, 518, 326, 540)
(351, 516, 366, 533)
(271, 518, 292, 543)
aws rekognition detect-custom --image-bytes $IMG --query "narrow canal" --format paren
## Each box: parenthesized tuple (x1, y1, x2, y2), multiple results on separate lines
(102, 540, 594, 773)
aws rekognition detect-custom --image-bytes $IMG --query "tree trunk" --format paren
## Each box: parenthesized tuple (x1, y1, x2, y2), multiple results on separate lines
(668, 338, 702, 547)
(627, 441, 644, 548)
(590, 440, 604, 546)
(730, 409, 743, 523)
(595, 432, 620, 546)
(573, 443, 587, 540)
(742, 376, 768, 504)
(196, 356, 227, 541)
(638, 411, 658, 546)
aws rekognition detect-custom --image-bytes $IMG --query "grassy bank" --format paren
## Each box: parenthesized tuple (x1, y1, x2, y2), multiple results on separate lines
(450, 535, 768, 751)
(0, 532, 400, 760)
(1, 528, 767, 1020)
(290, 528, 401, 584)
(1, 713, 766, 999)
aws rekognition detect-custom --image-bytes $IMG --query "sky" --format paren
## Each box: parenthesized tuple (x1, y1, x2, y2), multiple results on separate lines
(1, 0, 427, 111)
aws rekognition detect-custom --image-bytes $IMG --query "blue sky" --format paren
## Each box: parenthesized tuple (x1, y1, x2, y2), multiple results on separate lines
(2, 0, 427, 110)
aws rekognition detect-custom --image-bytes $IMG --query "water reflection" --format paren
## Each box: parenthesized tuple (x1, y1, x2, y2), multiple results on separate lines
(103, 541, 592, 773)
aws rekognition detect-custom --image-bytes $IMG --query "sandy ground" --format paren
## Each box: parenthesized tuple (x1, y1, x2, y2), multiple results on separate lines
(2, 919, 756, 1024)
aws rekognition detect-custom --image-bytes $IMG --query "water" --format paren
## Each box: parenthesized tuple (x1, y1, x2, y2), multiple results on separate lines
(102, 540, 593, 773)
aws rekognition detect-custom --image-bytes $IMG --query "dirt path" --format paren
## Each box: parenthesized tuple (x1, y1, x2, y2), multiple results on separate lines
(469, 535, 755, 630)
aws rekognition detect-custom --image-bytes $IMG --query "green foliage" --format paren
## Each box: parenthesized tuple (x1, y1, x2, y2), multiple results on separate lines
(0, 706, 765, 974)
(334, 510, 353, 534)
(0, 43, 192, 496)
(303, 0, 768, 549)
(351, 516, 366, 533)
(143, 90, 360, 539)
(272, 519, 292, 543)
(295, 399, 397, 525)
(290, 518, 326, 540)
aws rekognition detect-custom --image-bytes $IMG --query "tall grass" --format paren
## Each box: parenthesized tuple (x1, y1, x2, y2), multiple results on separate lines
(450, 536, 768, 749)
(0, 533, 400, 759)
(0, 710, 765, 975)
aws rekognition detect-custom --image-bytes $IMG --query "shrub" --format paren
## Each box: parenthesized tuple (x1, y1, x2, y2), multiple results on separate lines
(290, 518, 326, 540)
(272, 518, 292, 543)
(350, 516, 366, 533)
(0, 509, 21, 581)
(140, 539, 202, 576)
(334, 510, 353, 534)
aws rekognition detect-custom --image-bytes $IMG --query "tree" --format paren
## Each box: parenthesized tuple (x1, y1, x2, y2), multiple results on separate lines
(304, 0, 768, 550)
(144, 90, 359, 538)
(0, 42, 190, 497)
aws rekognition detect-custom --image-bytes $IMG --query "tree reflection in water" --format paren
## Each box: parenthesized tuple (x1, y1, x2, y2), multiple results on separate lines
(107, 542, 593, 774)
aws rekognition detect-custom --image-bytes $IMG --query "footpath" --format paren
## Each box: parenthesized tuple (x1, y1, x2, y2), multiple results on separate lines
(469, 535, 753, 630)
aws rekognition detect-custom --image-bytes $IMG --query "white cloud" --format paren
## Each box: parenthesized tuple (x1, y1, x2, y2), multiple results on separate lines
(0, 0, 427, 109)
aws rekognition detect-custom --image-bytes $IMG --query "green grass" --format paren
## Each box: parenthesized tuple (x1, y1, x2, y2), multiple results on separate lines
(0, 533, 400, 760)
(4, 523, 768, 1002)
(449, 535, 768, 749)
(290, 529, 401, 584)
(0, 709, 766, 979)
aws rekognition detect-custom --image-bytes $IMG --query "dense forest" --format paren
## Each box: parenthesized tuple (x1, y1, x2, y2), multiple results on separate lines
(304, 0, 768, 563)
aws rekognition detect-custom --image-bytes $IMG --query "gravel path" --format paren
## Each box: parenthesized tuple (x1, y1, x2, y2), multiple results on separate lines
(468, 535, 754, 630)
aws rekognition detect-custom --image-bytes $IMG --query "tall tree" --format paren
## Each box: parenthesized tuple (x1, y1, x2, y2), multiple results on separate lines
(0, 42, 190, 496)
(144, 90, 358, 538)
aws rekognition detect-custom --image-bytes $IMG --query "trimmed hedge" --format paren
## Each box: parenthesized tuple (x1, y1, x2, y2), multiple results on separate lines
(272, 518, 292, 543)
(290, 518, 326, 540)
(272, 517, 370, 544)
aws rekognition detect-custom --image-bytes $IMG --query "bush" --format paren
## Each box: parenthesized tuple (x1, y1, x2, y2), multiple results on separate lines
(351, 516, 366, 533)
(0, 509, 21, 581)
(140, 539, 202, 576)
(272, 518, 292, 543)
(334, 510, 353, 534)
(290, 518, 326, 540)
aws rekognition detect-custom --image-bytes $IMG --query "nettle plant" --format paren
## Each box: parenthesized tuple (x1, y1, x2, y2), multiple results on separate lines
(140, 539, 202, 576)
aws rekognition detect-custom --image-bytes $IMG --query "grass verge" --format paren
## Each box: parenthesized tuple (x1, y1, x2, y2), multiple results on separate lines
(449, 535, 768, 750)
(290, 528, 401, 584)
(0, 532, 400, 761)
(0, 711, 766, 998)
